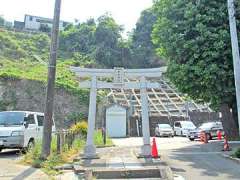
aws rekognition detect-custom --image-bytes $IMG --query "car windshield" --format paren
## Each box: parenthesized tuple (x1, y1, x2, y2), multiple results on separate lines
(182, 122, 196, 128)
(159, 124, 171, 128)
(0, 112, 25, 126)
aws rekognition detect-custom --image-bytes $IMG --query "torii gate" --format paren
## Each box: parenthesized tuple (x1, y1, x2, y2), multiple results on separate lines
(70, 66, 167, 158)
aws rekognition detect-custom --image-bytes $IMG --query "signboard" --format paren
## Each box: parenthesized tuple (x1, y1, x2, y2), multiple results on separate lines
(113, 67, 124, 86)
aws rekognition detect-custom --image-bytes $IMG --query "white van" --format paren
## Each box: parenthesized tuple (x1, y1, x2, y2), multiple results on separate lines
(0, 111, 55, 152)
(174, 121, 196, 136)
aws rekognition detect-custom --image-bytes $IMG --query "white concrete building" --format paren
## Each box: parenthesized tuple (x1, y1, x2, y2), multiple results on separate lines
(106, 104, 127, 138)
(24, 14, 68, 31)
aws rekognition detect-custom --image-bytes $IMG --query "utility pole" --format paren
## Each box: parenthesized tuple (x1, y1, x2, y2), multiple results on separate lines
(228, 0, 240, 136)
(41, 0, 62, 159)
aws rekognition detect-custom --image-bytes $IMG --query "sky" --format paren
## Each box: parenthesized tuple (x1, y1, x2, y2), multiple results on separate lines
(0, 0, 153, 33)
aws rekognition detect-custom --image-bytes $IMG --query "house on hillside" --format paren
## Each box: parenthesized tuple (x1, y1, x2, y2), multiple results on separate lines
(14, 14, 69, 32)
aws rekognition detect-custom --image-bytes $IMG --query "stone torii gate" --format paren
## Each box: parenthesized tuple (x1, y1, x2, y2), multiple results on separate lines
(70, 67, 166, 158)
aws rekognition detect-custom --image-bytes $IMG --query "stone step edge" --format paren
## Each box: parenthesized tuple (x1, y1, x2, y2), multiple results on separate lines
(74, 165, 174, 179)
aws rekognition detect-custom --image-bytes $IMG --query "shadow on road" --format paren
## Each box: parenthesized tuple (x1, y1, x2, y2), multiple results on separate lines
(0, 149, 21, 160)
(12, 167, 37, 180)
(166, 141, 240, 180)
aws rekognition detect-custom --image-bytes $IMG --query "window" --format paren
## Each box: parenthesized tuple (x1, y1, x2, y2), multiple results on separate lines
(0, 112, 24, 125)
(37, 115, 44, 126)
(175, 122, 181, 127)
(25, 114, 35, 124)
(29, 16, 33, 21)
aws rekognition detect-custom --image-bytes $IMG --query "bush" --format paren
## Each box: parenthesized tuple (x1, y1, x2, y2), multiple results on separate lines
(234, 148, 240, 158)
(69, 121, 88, 137)
(22, 136, 85, 175)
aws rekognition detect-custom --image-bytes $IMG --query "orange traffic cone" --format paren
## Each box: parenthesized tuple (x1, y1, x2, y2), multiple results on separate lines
(151, 137, 159, 158)
(223, 135, 230, 151)
(217, 130, 222, 140)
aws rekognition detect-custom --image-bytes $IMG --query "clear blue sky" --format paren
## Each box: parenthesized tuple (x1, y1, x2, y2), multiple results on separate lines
(0, 0, 153, 32)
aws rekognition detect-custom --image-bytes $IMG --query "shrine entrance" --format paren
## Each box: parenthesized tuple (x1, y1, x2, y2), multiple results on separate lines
(70, 66, 166, 158)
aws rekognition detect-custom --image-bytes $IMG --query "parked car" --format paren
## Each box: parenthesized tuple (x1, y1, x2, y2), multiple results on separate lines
(174, 121, 196, 137)
(155, 124, 174, 137)
(188, 121, 224, 141)
(0, 111, 56, 152)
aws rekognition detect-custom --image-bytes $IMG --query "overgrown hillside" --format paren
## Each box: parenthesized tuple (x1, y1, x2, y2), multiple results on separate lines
(0, 29, 92, 126)
(0, 12, 163, 126)
(0, 29, 50, 60)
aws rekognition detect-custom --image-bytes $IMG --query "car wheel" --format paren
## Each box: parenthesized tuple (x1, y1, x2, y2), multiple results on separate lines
(206, 133, 211, 140)
(27, 140, 35, 151)
(189, 138, 194, 141)
(0, 148, 2, 152)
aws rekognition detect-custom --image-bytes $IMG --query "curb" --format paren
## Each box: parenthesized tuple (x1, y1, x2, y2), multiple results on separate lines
(96, 145, 115, 148)
(221, 153, 240, 164)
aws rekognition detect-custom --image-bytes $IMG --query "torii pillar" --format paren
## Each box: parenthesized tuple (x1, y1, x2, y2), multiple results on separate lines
(84, 76, 97, 158)
(140, 76, 151, 156)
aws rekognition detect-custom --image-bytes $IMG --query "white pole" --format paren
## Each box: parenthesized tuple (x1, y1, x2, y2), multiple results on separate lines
(84, 76, 97, 158)
(228, 0, 240, 135)
(140, 76, 151, 157)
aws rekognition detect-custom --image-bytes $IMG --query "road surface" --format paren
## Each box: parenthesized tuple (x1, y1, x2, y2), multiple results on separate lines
(113, 137, 240, 180)
(0, 149, 48, 180)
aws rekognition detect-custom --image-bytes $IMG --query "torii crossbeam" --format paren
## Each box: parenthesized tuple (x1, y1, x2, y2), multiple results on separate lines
(70, 66, 167, 158)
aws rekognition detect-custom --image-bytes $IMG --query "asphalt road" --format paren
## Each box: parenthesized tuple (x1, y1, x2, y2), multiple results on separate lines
(113, 137, 240, 180)
(0, 149, 48, 180)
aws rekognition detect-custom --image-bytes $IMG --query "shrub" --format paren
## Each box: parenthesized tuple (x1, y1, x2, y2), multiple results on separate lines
(22, 136, 85, 175)
(69, 121, 88, 137)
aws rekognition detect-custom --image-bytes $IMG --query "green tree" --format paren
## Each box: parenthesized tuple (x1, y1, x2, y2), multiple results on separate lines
(94, 14, 123, 67)
(131, 9, 164, 68)
(59, 18, 96, 58)
(0, 16, 4, 27)
(152, 0, 240, 137)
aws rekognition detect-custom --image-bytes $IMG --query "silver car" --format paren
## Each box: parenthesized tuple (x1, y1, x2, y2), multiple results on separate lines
(155, 124, 174, 137)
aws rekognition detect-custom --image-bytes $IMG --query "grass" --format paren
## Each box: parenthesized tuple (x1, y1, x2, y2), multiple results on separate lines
(94, 130, 113, 146)
(22, 131, 113, 176)
(0, 59, 90, 104)
(22, 136, 85, 176)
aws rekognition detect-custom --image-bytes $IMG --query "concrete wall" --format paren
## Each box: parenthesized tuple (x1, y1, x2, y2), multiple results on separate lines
(0, 79, 88, 129)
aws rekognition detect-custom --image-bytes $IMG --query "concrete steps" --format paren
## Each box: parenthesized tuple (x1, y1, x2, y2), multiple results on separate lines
(74, 165, 173, 179)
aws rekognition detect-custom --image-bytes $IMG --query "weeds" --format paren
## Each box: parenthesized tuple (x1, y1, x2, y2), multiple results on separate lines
(22, 131, 112, 176)
(22, 136, 85, 176)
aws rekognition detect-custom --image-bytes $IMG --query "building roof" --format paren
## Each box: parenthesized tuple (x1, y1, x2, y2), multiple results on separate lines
(107, 77, 212, 117)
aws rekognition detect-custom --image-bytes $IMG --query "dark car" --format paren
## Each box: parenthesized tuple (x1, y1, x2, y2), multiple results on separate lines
(188, 121, 224, 141)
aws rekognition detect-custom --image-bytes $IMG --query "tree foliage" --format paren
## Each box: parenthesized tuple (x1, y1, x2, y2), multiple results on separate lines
(152, 0, 240, 135)
(59, 13, 163, 68)
(130, 9, 163, 68)
(153, 0, 240, 108)
(59, 14, 124, 67)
